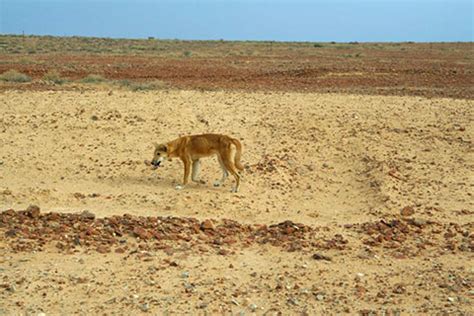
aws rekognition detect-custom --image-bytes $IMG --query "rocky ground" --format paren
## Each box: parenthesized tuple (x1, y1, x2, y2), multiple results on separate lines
(0, 88, 472, 315)
(1, 39, 473, 99)
(0, 39, 473, 314)
(0, 207, 472, 314)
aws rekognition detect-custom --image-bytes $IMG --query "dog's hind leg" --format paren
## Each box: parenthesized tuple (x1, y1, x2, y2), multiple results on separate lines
(192, 159, 201, 182)
(221, 154, 240, 193)
(213, 156, 229, 187)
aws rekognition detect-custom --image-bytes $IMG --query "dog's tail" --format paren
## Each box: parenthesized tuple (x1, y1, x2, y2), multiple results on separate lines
(231, 138, 244, 171)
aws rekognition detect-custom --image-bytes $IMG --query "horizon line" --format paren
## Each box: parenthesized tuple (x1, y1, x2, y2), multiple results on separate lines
(1, 33, 473, 44)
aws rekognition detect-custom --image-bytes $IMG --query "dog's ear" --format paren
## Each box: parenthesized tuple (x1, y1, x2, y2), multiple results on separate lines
(161, 145, 168, 152)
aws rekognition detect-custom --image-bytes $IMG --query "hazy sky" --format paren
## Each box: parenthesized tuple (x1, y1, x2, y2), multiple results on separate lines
(1, 0, 472, 42)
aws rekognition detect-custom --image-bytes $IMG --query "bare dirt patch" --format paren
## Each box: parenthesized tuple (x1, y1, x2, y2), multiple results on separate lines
(0, 89, 472, 314)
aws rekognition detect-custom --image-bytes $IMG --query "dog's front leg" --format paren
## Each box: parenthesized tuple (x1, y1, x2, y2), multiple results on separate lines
(176, 158, 191, 190)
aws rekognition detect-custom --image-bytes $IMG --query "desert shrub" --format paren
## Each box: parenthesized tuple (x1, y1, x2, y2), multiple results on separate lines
(0, 69, 32, 82)
(183, 50, 192, 57)
(81, 74, 106, 83)
(313, 43, 324, 48)
(43, 70, 66, 84)
(129, 80, 167, 91)
(115, 79, 131, 87)
(130, 83, 155, 91)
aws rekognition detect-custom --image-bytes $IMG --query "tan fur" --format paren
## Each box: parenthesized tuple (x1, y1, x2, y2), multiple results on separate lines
(151, 134, 244, 192)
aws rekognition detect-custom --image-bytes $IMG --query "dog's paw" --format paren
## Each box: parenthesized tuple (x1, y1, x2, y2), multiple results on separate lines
(175, 184, 184, 190)
(213, 181, 221, 187)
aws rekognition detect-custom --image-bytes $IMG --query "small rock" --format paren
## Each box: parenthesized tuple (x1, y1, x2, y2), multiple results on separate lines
(115, 247, 125, 254)
(6, 284, 16, 293)
(393, 283, 406, 294)
(312, 253, 332, 261)
(5, 229, 17, 237)
(139, 303, 149, 312)
(411, 218, 427, 227)
(447, 297, 455, 302)
(80, 210, 95, 220)
(132, 227, 152, 240)
(401, 206, 414, 217)
(316, 294, 325, 301)
(198, 302, 208, 309)
(96, 245, 110, 254)
(322, 163, 329, 168)
(184, 282, 195, 292)
(201, 219, 215, 230)
(91, 115, 99, 121)
(26, 205, 41, 218)
(74, 192, 86, 199)
(181, 271, 189, 278)
(249, 303, 258, 312)
(218, 248, 230, 256)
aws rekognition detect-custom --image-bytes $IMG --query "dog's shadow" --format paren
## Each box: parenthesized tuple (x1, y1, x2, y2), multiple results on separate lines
(103, 173, 226, 192)
(102, 173, 174, 188)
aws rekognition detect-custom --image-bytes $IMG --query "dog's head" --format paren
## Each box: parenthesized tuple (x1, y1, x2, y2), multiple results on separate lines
(151, 143, 169, 169)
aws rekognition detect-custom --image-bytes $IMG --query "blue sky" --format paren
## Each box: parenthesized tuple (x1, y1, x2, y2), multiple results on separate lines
(1, 0, 472, 42)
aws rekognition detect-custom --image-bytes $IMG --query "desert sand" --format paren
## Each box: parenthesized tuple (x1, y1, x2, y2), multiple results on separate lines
(0, 87, 472, 314)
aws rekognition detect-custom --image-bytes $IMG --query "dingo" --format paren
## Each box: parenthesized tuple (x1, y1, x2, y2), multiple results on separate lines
(151, 134, 244, 192)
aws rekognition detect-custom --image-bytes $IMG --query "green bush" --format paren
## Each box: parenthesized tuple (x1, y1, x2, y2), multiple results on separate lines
(81, 74, 106, 83)
(0, 69, 32, 82)
(129, 80, 167, 91)
(43, 70, 66, 84)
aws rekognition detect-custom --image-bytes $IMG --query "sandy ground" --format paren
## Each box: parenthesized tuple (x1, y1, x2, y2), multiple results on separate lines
(0, 88, 473, 314)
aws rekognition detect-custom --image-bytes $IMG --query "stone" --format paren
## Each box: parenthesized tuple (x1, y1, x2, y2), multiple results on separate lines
(316, 294, 325, 301)
(96, 245, 110, 254)
(401, 206, 414, 217)
(249, 303, 258, 312)
(139, 303, 149, 312)
(411, 218, 427, 228)
(26, 205, 40, 218)
(80, 210, 95, 220)
(132, 227, 152, 240)
(312, 253, 332, 261)
(201, 219, 215, 230)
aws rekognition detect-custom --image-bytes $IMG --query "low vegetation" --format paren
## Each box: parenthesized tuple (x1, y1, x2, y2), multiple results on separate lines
(43, 70, 67, 84)
(81, 74, 106, 83)
(0, 69, 31, 83)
